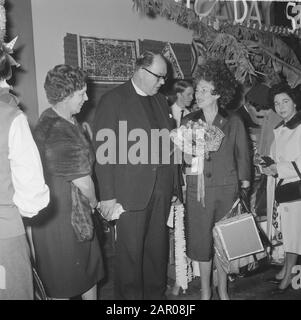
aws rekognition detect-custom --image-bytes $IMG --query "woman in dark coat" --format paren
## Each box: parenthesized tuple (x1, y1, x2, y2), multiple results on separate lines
(31, 64, 104, 299)
(183, 59, 251, 300)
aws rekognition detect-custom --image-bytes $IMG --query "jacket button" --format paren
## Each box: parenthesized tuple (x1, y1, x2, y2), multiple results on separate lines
(205, 172, 212, 178)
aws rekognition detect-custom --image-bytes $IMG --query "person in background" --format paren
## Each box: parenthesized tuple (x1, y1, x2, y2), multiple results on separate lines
(0, 40, 49, 300)
(93, 51, 181, 300)
(263, 83, 301, 294)
(170, 80, 194, 128)
(182, 59, 251, 300)
(31, 64, 104, 300)
(238, 83, 282, 158)
(235, 83, 282, 273)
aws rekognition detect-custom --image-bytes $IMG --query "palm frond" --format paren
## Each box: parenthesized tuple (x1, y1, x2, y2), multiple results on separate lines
(208, 33, 256, 83)
(132, 0, 301, 87)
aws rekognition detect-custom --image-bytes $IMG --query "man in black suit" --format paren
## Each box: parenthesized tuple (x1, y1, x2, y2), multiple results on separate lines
(236, 83, 281, 215)
(93, 51, 181, 300)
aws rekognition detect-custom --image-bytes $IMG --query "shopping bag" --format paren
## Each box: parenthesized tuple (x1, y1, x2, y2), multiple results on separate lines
(213, 199, 265, 274)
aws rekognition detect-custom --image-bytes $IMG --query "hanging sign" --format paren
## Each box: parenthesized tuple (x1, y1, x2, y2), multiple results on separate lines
(185, 0, 272, 27)
(286, 1, 301, 32)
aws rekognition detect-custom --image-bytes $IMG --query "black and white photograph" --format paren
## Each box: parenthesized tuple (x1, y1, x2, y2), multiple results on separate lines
(1, 0, 301, 307)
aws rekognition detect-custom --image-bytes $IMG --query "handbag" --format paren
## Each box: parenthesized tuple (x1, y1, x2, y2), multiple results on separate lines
(70, 183, 94, 242)
(275, 161, 301, 204)
(213, 198, 265, 274)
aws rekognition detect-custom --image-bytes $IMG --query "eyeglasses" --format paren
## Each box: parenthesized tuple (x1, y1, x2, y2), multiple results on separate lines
(196, 87, 213, 94)
(142, 68, 168, 82)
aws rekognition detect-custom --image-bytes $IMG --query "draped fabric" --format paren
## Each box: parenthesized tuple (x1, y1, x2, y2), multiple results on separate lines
(34, 108, 94, 181)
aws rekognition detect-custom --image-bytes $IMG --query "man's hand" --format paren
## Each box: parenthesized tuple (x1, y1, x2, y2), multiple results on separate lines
(240, 180, 251, 210)
(240, 180, 250, 189)
(262, 164, 278, 176)
(100, 199, 117, 221)
(171, 195, 182, 205)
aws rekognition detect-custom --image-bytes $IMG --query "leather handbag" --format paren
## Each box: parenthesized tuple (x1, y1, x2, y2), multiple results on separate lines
(275, 161, 301, 204)
(70, 183, 94, 242)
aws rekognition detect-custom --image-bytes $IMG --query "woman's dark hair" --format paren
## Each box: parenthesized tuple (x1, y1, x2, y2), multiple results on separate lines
(269, 82, 300, 110)
(0, 46, 12, 81)
(44, 64, 87, 105)
(193, 59, 238, 107)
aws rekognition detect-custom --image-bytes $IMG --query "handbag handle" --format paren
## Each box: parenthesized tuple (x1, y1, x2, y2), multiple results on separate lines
(276, 161, 301, 188)
(228, 196, 251, 217)
(292, 161, 301, 180)
(230, 198, 241, 212)
(223, 198, 240, 220)
(239, 194, 273, 248)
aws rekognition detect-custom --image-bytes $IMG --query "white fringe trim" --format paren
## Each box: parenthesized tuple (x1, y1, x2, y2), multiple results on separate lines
(171, 203, 193, 291)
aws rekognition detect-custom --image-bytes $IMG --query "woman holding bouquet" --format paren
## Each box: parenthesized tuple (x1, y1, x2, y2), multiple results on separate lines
(182, 59, 251, 300)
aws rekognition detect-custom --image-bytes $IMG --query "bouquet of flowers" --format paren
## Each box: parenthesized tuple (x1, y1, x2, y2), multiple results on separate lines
(170, 119, 225, 205)
(170, 119, 225, 157)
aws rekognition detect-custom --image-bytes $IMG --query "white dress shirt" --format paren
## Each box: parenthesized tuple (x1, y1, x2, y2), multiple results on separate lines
(8, 113, 49, 217)
(171, 103, 190, 128)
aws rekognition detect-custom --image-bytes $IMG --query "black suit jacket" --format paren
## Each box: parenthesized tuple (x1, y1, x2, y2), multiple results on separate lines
(93, 80, 180, 211)
(236, 105, 260, 129)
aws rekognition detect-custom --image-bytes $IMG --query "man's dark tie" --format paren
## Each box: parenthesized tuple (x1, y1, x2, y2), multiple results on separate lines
(180, 109, 185, 172)
(180, 109, 185, 124)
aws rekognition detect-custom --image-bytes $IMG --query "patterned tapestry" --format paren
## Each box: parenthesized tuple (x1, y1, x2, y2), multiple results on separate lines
(191, 38, 207, 76)
(162, 42, 184, 79)
(80, 36, 137, 82)
(138, 39, 192, 79)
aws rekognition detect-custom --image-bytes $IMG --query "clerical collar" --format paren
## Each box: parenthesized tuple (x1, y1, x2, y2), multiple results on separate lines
(0, 80, 11, 89)
(131, 79, 147, 96)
